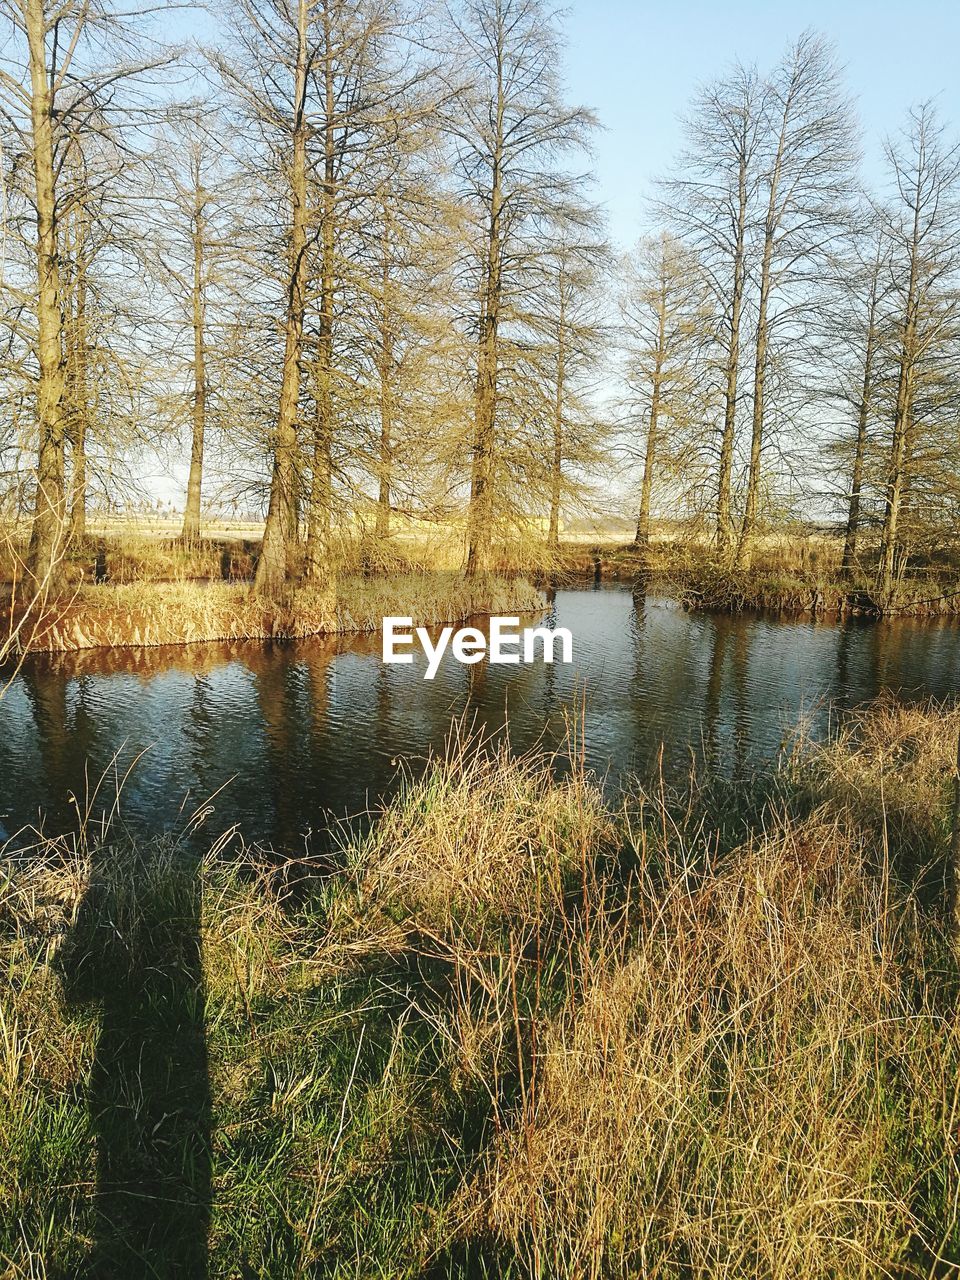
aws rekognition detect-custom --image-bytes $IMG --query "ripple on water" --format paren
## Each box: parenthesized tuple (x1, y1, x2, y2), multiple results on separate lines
(1, 586, 959, 848)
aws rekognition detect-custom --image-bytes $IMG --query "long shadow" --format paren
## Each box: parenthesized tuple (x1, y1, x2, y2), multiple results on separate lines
(57, 839, 211, 1279)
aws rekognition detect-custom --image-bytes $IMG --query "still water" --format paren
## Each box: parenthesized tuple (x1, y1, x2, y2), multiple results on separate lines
(2, 585, 959, 849)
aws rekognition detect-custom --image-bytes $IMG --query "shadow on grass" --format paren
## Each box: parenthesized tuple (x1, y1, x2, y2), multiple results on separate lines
(57, 840, 210, 1279)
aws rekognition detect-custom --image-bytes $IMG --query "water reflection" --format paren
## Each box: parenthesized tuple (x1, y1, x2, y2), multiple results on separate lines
(2, 587, 960, 848)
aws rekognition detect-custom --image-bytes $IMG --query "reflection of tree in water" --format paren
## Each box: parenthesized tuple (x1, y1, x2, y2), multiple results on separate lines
(464, 640, 490, 702)
(730, 622, 751, 779)
(833, 619, 855, 698)
(249, 635, 408, 849)
(20, 665, 77, 833)
(703, 618, 730, 767)
(700, 617, 750, 779)
(183, 674, 219, 814)
(629, 590, 725, 781)
(57, 840, 210, 1278)
(251, 649, 310, 851)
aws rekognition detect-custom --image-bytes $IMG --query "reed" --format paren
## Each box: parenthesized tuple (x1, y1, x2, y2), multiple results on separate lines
(10, 573, 545, 653)
(6, 517, 960, 633)
(670, 556, 960, 618)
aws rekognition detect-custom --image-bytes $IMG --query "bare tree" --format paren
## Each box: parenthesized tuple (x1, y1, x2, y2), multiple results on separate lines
(61, 152, 93, 540)
(300, 0, 429, 577)
(245, 0, 312, 597)
(149, 111, 241, 543)
(174, 134, 213, 545)
(0, 0, 169, 588)
(876, 104, 960, 599)
(620, 233, 713, 546)
(515, 221, 609, 552)
(660, 63, 762, 556)
(446, 0, 595, 575)
(828, 216, 894, 576)
(735, 32, 857, 566)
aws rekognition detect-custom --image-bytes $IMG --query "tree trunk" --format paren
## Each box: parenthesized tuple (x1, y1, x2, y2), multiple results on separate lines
(466, 181, 501, 576)
(375, 228, 394, 542)
(67, 256, 89, 542)
(716, 138, 748, 559)
(305, 0, 336, 582)
(878, 344, 915, 600)
(635, 370, 661, 548)
(879, 281, 918, 600)
(840, 320, 878, 576)
(254, 0, 310, 599)
(737, 103, 789, 570)
(548, 277, 565, 553)
(68, 421, 87, 542)
(25, 0, 68, 593)
(735, 224, 773, 568)
(63, 187, 90, 545)
(636, 292, 665, 547)
(466, 266, 498, 577)
(375, 404, 392, 541)
(466, 54, 504, 578)
(879, 200, 921, 601)
(308, 369, 332, 556)
(182, 183, 207, 544)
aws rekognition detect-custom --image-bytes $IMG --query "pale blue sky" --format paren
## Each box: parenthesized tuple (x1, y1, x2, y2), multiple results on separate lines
(561, 0, 960, 248)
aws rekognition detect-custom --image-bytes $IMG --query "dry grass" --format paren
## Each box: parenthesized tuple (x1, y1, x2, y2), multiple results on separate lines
(0, 525, 257, 587)
(318, 709, 960, 1277)
(0, 517, 564, 587)
(4, 703, 960, 1276)
(790, 697, 960, 877)
(659, 545, 960, 618)
(341, 736, 612, 934)
(5, 516, 960, 619)
(473, 817, 956, 1278)
(9, 573, 544, 653)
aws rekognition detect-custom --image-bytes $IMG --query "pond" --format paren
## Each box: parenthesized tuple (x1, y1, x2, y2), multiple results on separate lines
(2, 584, 959, 850)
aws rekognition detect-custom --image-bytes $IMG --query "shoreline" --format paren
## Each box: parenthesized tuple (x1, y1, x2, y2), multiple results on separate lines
(558, 546, 960, 620)
(6, 574, 545, 655)
(6, 533, 960, 659)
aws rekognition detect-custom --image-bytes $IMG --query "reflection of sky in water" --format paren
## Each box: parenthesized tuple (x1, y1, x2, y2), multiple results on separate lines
(2, 586, 959, 849)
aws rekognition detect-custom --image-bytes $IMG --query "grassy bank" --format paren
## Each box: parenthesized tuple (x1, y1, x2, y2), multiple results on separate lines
(7, 521, 960, 638)
(7, 574, 544, 654)
(0, 520, 563, 589)
(673, 561, 960, 618)
(4, 701, 960, 1276)
(0, 522, 547, 654)
(559, 534, 960, 618)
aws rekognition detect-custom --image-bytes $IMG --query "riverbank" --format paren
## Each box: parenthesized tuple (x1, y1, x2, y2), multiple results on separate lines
(561, 538, 960, 618)
(7, 573, 544, 654)
(6, 519, 960, 658)
(4, 699, 960, 1276)
(673, 562, 960, 618)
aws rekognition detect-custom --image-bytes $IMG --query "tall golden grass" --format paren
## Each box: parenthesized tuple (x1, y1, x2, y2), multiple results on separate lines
(12, 573, 544, 653)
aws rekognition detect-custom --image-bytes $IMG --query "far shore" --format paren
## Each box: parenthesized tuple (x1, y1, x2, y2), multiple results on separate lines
(4, 519, 960, 659)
